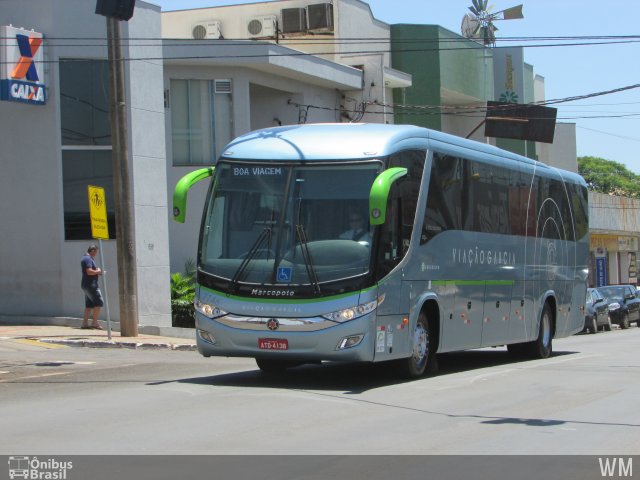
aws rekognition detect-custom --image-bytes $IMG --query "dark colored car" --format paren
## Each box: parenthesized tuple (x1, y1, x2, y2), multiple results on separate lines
(596, 285, 640, 329)
(583, 288, 611, 333)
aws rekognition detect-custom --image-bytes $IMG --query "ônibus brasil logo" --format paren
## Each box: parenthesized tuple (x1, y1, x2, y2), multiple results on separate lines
(7, 456, 73, 479)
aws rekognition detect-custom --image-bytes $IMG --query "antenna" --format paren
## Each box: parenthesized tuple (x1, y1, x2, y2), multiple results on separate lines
(461, 0, 523, 46)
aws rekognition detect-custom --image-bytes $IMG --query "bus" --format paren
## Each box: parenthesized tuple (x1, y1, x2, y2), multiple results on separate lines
(173, 123, 589, 377)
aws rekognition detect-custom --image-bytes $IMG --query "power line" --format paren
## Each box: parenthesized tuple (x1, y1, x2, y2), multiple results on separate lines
(5, 33, 640, 43)
(577, 126, 640, 143)
(3, 35, 640, 66)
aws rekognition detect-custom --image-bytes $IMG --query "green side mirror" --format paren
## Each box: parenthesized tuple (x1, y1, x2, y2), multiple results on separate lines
(173, 167, 215, 223)
(369, 167, 408, 225)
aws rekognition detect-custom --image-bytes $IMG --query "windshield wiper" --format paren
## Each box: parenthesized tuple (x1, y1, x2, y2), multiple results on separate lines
(296, 224, 321, 295)
(228, 228, 272, 294)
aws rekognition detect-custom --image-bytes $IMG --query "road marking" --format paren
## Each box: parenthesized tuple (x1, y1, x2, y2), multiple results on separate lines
(470, 368, 517, 384)
(0, 371, 71, 383)
(519, 353, 602, 369)
(14, 339, 68, 349)
(468, 354, 602, 384)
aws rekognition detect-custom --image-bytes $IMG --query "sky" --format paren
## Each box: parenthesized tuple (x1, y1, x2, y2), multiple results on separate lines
(151, 0, 640, 173)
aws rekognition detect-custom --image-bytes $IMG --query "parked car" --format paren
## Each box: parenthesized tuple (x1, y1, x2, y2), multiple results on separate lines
(596, 285, 640, 329)
(583, 288, 611, 333)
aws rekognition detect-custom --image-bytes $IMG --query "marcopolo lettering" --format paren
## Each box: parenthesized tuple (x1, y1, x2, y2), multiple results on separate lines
(251, 288, 295, 297)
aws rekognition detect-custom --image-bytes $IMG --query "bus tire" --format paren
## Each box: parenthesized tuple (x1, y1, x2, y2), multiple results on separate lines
(396, 312, 437, 378)
(525, 302, 553, 359)
(255, 358, 299, 373)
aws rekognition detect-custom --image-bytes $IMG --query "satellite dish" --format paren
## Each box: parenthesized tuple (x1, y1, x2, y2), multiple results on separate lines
(462, 0, 524, 46)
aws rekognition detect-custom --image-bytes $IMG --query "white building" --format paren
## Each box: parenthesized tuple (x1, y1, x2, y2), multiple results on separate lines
(0, 0, 411, 327)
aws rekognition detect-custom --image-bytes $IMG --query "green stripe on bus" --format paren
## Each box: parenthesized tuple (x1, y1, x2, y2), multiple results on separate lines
(431, 280, 515, 286)
(199, 284, 377, 304)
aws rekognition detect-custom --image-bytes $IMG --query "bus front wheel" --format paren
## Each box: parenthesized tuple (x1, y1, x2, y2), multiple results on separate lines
(396, 312, 437, 378)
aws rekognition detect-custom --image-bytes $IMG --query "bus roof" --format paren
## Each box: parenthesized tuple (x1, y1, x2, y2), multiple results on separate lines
(219, 123, 585, 185)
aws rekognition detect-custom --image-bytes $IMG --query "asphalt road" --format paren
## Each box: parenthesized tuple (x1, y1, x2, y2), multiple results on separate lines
(1, 327, 639, 455)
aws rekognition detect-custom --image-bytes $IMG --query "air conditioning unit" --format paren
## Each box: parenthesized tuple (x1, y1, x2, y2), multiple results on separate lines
(246, 15, 277, 38)
(192, 20, 222, 39)
(281, 8, 307, 34)
(307, 3, 333, 31)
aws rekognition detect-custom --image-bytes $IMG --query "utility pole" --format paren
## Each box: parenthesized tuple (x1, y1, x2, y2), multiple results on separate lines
(97, 0, 138, 336)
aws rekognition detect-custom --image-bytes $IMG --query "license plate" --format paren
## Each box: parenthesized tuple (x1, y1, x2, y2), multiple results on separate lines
(258, 338, 289, 350)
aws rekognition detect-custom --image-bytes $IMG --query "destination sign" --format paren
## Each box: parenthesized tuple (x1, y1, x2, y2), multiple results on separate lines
(233, 167, 283, 176)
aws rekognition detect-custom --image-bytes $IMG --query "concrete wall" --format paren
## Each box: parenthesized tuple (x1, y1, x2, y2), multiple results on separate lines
(546, 123, 578, 173)
(391, 24, 494, 140)
(590, 192, 640, 235)
(0, 0, 171, 327)
(128, 2, 172, 327)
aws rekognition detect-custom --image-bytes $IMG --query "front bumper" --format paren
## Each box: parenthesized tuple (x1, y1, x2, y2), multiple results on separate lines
(195, 311, 376, 363)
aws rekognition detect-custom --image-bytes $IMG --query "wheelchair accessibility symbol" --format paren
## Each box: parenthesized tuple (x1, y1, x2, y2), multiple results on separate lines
(277, 267, 293, 282)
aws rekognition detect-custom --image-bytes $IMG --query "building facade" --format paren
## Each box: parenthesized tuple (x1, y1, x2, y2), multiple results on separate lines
(0, 0, 170, 326)
(3, 0, 615, 329)
(0, 0, 403, 325)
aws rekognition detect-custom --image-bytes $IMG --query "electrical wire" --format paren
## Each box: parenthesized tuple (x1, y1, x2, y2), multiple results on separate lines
(2, 34, 640, 65)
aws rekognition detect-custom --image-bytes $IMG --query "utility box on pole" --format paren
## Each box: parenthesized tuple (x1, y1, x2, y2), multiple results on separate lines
(95, 0, 135, 21)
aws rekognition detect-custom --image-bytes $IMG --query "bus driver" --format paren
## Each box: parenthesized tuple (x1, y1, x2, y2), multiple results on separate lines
(339, 212, 371, 244)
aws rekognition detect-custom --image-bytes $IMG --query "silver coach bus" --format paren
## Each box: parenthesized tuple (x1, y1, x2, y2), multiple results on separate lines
(173, 124, 589, 377)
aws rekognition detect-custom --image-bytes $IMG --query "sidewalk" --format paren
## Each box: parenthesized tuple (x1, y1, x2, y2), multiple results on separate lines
(0, 323, 198, 351)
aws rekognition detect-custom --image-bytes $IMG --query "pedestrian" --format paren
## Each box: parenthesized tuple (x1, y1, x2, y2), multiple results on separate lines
(81, 244, 104, 330)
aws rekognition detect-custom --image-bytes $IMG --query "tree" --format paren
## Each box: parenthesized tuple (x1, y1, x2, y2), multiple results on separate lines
(577, 156, 640, 198)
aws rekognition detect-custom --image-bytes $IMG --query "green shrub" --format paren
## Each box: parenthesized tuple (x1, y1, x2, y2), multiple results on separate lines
(171, 261, 196, 328)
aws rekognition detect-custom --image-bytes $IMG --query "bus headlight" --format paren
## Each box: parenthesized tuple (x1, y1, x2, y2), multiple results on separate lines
(322, 296, 384, 323)
(195, 299, 228, 319)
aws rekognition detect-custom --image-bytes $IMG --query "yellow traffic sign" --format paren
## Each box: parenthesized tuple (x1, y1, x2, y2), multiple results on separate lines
(87, 185, 109, 240)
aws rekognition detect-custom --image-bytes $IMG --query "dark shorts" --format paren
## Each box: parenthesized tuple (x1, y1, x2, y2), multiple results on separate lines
(82, 285, 104, 308)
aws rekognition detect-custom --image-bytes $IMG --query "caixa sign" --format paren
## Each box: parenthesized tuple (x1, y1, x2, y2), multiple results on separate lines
(1, 25, 46, 105)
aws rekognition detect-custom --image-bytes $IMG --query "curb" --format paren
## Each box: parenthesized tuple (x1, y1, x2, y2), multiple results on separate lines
(36, 338, 197, 351)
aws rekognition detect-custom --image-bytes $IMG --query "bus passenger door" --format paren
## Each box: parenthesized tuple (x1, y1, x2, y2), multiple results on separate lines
(481, 282, 513, 347)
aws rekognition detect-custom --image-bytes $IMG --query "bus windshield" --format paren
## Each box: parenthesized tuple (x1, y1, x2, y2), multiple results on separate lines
(199, 161, 382, 290)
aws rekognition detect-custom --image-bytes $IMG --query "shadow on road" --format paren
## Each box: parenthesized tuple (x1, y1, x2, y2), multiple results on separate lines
(155, 349, 580, 394)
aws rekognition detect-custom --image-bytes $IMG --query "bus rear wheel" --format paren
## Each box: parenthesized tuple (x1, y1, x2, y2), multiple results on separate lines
(507, 303, 553, 359)
(395, 312, 436, 378)
(526, 303, 553, 359)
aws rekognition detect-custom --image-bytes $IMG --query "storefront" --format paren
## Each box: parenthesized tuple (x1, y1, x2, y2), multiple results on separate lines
(590, 234, 638, 287)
